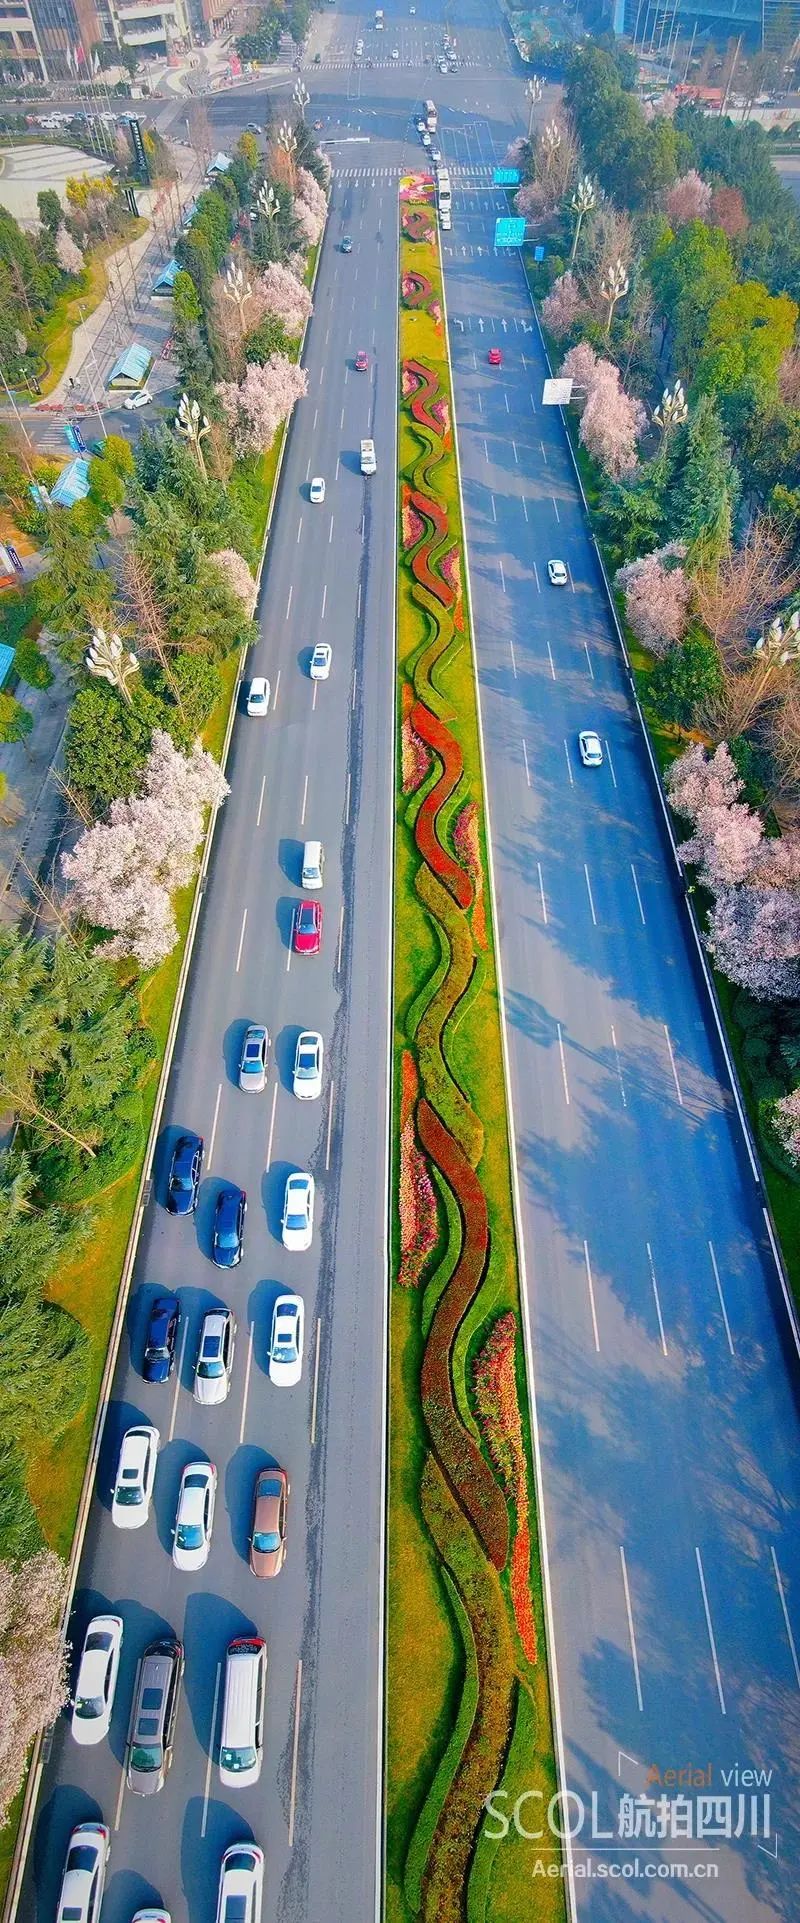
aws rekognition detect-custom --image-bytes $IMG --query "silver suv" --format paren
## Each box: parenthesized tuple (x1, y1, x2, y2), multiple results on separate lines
(126, 1636, 184, 1795)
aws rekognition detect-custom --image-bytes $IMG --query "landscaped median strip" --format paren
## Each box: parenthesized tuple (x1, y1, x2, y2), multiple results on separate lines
(0, 221, 327, 1923)
(388, 176, 564, 1923)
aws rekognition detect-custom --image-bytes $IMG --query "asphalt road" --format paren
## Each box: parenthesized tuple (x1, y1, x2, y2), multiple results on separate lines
(22, 158, 398, 1923)
(442, 141, 800, 1922)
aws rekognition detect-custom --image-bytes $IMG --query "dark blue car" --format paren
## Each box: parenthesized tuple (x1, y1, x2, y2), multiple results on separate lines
(167, 1133, 204, 1214)
(143, 1294, 180, 1383)
(212, 1185, 247, 1268)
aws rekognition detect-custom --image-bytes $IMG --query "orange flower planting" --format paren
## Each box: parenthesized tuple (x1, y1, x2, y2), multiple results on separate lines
(510, 1520, 538, 1665)
(398, 1107, 438, 1289)
(402, 713, 432, 794)
(453, 801, 487, 950)
(473, 1312, 537, 1663)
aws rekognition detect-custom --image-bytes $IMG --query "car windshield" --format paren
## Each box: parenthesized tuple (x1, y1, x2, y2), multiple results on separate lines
(253, 1530, 281, 1553)
(176, 1522, 204, 1550)
(115, 1484, 143, 1505)
(198, 1356, 224, 1377)
(61, 1909, 84, 1921)
(129, 1742, 161, 1772)
(219, 1746, 258, 1774)
(74, 1695, 104, 1719)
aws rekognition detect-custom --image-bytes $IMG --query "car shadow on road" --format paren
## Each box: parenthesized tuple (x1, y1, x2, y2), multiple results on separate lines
(279, 835, 304, 886)
(181, 1590, 259, 1756)
(182, 1798, 258, 1923)
(247, 1277, 286, 1380)
(223, 1442, 266, 1565)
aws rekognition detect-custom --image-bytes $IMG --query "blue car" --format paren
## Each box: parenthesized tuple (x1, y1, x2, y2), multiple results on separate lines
(212, 1185, 247, 1267)
(167, 1133, 204, 1214)
(143, 1293, 180, 1383)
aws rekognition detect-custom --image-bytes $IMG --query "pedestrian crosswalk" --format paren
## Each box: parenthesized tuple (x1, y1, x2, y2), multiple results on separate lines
(301, 54, 483, 69)
(332, 163, 500, 182)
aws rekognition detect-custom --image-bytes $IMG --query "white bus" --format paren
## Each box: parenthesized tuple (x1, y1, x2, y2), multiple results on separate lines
(425, 98, 437, 132)
(437, 169, 451, 212)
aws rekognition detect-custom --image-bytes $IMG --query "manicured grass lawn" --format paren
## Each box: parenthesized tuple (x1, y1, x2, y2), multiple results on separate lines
(36, 223, 148, 398)
(389, 209, 563, 1923)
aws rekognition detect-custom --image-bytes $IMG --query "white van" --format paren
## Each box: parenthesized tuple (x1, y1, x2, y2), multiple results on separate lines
(302, 840, 325, 889)
(360, 438, 377, 475)
(437, 171, 451, 213)
(219, 1638, 267, 1789)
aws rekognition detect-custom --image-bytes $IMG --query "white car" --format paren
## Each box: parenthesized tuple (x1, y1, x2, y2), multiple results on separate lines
(417, 117, 426, 132)
(215, 1844, 264, 1923)
(391, 45, 399, 56)
(421, 131, 432, 147)
(438, 57, 448, 71)
(547, 558, 569, 586)
(239, 1023, 269, 1093)
(133, 1912, 171, 1923)
(309, 476, 326, 504)
(440, 210, 452, 231)
(310, 642, 332, 680)
(246, 677, 270, 716)
(281, 1172, 315, 1251)
(578, 729, 604, 768)
(172, 1460, 217, 1571)
(431, 146, 442, 164)
(56, 1823, 110, 1923)
(268, 1293, 305, 1387)
(193, 1307, 236, 1405)
(123, 388, 152, 411)
(293, 1030, 323, 1100)
(71, 1615, 123, 1746)
(111, 1424, 159, 1529)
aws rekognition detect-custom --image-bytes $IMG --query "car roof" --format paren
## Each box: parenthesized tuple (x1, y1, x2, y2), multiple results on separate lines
(121, 1426, 154, 1465)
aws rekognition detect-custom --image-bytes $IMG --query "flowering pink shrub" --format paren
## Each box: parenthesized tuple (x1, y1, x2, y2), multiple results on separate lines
(402, 713, 432, 794)
(207, 548, 257, 614)
(472, 1312, 537, 1662)
(616, 544, 691, 656)
(0, 1549, 70, 1825)
(398, 1050, 438, 1285)
(541, 271, 585, 340)
(216, 354, 308, 458)
(665, 170, 711, 226)
(771, 1087, 800, 1165)
(401, 487, 425, 550)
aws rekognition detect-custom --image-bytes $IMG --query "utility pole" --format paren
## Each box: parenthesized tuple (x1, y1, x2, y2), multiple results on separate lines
(720, 32, 743, 112)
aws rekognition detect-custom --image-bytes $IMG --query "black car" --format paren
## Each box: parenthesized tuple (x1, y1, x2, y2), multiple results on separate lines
(341, 234, 353, 254)
(212, 1184, 247, 1268)
(143, 1293, 180, 1383)
(167, 1133, 203, 1214)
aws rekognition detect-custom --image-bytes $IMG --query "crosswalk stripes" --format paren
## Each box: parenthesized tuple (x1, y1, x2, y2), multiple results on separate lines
(331, 164, 498, 182)
(300, 54, 482, 69)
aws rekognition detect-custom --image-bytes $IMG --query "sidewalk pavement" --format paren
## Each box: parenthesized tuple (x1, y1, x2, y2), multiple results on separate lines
(0, 641, 74, 930)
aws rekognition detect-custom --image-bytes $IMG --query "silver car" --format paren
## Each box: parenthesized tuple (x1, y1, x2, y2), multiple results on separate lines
(71, 1615, 123, 1746)
(293, 1031, 323, 1100)
(239, 1024, 269, 1093)
(193, 1308, 236, 1405)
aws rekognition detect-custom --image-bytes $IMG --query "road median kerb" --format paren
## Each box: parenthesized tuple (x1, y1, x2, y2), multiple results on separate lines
(0, 216, 327, 1923)
(521, 262, 800, 1368)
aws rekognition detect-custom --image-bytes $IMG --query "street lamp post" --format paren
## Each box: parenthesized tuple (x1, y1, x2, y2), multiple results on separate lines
(525, 74, 543, 140)
(653, 379, 688, 437)
(85, 628, 140, 704)
(293, 78, 310, 120)
(600, 256, 630, 334)
(175, 390, 210, 482)
(569, 173, 597, 263)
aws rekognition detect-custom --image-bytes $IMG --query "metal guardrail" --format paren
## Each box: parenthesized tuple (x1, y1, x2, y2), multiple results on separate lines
(523, 274, 800, 1362)
(0, 222, 327, 1923)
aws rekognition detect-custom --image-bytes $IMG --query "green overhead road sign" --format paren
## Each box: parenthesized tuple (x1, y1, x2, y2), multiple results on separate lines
(494, 216, 526, 248)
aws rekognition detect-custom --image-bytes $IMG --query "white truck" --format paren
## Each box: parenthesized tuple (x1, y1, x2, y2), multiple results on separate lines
(360, 438, 377, 475)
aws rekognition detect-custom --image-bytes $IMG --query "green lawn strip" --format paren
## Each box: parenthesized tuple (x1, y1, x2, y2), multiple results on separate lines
(468, 1679, 564, 1923)
(388, 201, 562, 1923)
(36, 225, 149, 397)
(403, 1567, 479, 1913)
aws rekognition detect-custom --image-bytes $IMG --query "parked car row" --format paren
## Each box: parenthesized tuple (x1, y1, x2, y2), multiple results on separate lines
(57, 1823, 264, 1923)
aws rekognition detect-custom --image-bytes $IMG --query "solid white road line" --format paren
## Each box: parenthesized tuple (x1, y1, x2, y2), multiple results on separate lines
(553, 496, 559, 523)
(522, 737, 531, 788)
(584, 641, 594, 680)
(563, 739, 574, 787)
(490, 492, 496, 522)
(312, 680, 318, 713)
(770, 1544, 800, 1689)
(288, 1660, 303, 1846)
(310, 1316, 322, 1446)
(630, 863, 646, 924)
(329, 513, 334, 545)
(583, 1238, 600, 1351)
(168, 1318, 189, 1444)
(256, 776, 266, 827)
(619, 1546, 644, 1711)
(605, 741, 618, 789)
(286, 585, 293, 619)
(522, 497, 528, 523)
(235, 910, 247, 975)
(512, 439, 518, 464)
(499, 558, 506, 593)
(273, 669, 281, 713)
(557, 1020, 570, 1106)
(695, 1547, 726, 1714)
(239, 1323, 254, 1445)
(509, 634, 517, 678)
(537, 860, 548, 924)
(301, 773, 309, 827)
(663, 1023, 684, 1106)
(297, 517, 303, 544)
(321, 583, 327, 619)
(708, 1240, 735, 1356)
(584, 863, 597, 926)
(610, 1024, 627, 1108)
(207, 1082, 223, 1170)
(646, 1242, 668, 1357)
(201, 1663, 222, 1837)
(352, 666, 358, 711)
(265, 1081, 278, 1170)
(113, 1760, 126, 1833)
(337, 901, 345, 975)
(325, 1079, 335, 1170)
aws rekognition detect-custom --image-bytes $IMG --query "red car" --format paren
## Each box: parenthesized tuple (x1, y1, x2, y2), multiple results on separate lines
(355, 349, 369, 372)
(293, 900, 323, 954)
(488, 346, 502, 366)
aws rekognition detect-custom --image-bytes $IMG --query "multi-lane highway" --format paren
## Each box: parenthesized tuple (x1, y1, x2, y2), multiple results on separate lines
(23, 125, 399, 1923)
(17, 4, 800, 1921)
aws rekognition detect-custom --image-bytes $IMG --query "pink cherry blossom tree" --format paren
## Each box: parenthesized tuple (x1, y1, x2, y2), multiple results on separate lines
(707, 882, 800, 999)
(541, 271, 586, 340)
(55, 225, 83, 275)
(0, 1549, 69, 1825)
(208, 548, 257, 614)
(771, 1087, 800, 1165)
(296, 165, 328, 223)
(560, 339, 598, 395)
(251, 261, 312, 338)
(668, 741, 742, 822)
(616, 543, 692, 656)
(665, 170, 712, 227)
(578, 359, 645, 478)
(216, 355, 309, 458)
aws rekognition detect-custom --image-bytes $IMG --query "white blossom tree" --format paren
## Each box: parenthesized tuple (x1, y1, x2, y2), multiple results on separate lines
(216, 355, 309, 459)
(0, 1550, 69, 1826)
(252, 261, 312, 338)
(55, 225, 83, 275)
(208, 548, 258, 615)
(616, 544, 692, 656)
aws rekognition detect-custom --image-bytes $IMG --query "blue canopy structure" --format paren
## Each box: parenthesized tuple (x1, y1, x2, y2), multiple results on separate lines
(153, 256, 180, 294)
(0, 641, 15, 686)
(106, 341, 153, 389)
(50, 456, 91, 507)
(206, 151, 232, 177)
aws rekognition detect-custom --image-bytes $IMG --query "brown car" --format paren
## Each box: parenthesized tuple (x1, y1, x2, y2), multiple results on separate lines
(249, 1466, 289, 1578)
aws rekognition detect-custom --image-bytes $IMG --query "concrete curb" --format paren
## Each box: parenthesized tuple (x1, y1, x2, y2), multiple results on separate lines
(522, 262, 800, 1362)
(435, 213, 576, 1918)
(1, 212, 328, 1923)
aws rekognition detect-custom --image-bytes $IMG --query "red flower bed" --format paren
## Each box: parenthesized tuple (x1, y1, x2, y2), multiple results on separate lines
(510, 1520, 538, 1665)
(418, 1098, 510, 1572)
(473, 1313, 537, 1663)
(401, 485, 426, 552)
(403, 358, 445, 436)
(402, 268, 434, 309)
(402, 207, 435, 244)
(412, 701, 472, 911)
(453, 801, 486, 949)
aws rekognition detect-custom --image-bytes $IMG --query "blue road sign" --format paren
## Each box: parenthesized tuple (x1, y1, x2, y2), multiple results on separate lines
(6, 545, 23, 574)
(494, 216, 526, 249)
(533, 244, 546, 263)
(493, 166, 521, 186)
(71, 419, 87, 453)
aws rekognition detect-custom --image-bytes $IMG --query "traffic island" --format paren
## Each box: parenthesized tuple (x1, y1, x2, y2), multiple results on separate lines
(388, 175, 565, 1923)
